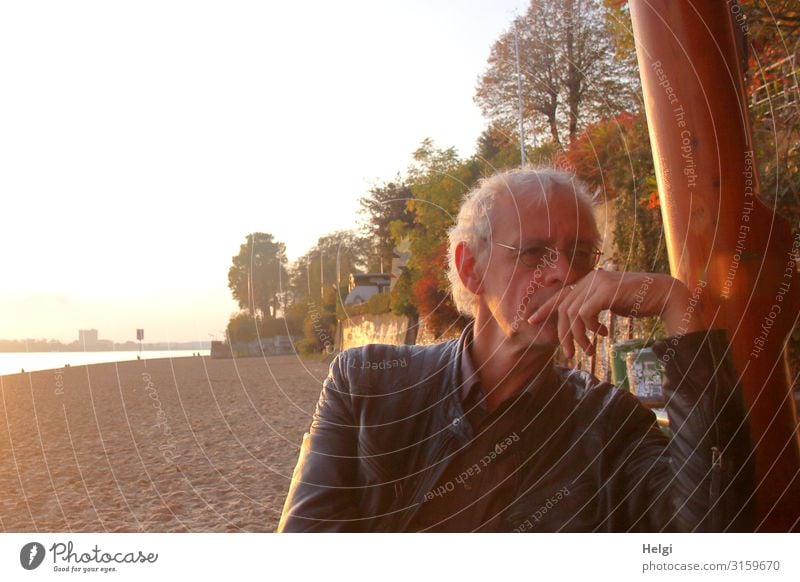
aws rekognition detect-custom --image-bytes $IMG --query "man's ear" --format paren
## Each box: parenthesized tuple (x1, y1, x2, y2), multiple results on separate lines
(455, 241, 482, 295)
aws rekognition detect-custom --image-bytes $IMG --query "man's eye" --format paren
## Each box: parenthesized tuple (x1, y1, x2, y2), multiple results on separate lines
(573, 249, 591, 260)
(573, 248, 596, 263)
(521, 247, 545, 260)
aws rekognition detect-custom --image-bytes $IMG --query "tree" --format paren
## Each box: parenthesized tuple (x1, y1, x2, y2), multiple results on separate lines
(560, 111, 665, 275)
(477, 4, 562, 147)
(358, 179, 415, 272)
(558, 110, 668, 340)
(476, 0, 637, 149)
(475, 123, 562, 172)
(289, 229, 370, 304)
(741, 0, 800, 223)
(399, 139, 478, 337)
(228, 232, 288, 320)
(739, 0, 800, 378)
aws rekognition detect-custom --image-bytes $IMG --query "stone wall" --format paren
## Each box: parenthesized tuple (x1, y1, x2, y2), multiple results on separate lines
(335, 313, 473, 350)
(336, 313, 419, 351)
(414, 322, 464, 346)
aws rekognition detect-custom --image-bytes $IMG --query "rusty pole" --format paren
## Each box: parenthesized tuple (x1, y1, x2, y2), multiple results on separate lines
(630, 0, 800, 531)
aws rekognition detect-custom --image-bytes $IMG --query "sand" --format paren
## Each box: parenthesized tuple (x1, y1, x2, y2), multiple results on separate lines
(0, 355, 331, 532)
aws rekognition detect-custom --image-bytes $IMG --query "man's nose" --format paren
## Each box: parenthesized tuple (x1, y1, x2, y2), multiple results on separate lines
(541, 248, 582, 287)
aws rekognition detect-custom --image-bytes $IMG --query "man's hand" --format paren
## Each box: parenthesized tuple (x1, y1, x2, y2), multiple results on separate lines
(527, 271, 705, 358)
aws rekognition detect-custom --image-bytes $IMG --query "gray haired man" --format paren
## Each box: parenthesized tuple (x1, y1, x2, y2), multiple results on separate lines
(278, 168, 753, 532)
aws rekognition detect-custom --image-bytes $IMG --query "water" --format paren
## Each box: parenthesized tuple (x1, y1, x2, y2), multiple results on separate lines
(0, 350, 210, 376)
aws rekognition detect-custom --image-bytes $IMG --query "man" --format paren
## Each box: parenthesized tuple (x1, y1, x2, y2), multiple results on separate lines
(278, 168, 754, 532)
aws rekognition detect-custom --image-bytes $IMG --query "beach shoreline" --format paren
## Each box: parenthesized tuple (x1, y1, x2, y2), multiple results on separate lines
(0, 350, 212, 377)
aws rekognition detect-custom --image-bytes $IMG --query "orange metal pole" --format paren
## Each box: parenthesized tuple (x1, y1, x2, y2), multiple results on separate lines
(629, 0, 800, 531)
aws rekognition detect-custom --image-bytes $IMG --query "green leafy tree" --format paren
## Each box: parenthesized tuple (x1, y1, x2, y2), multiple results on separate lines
(389, 266, 416, 317)
(475, 123, 562, 172)
(285, 231, 369, 353)
(400, 139, 479, 337)
(289, 229, 369, 303)
(228, 232, 288, 320)
(359, 179, 416, 272)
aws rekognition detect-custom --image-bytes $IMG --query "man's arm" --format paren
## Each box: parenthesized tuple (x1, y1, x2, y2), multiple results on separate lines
(276, 353, 362, 532)
(527, 270, 754, 530)
(611, 328, 755, 531)
(528, 271, 706, 357)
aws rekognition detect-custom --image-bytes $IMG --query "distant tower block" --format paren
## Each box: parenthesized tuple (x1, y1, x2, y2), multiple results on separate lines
(78, 329, 99, 349)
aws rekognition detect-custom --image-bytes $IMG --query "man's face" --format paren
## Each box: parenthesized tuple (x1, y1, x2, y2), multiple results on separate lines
(478, 188, 599, 348)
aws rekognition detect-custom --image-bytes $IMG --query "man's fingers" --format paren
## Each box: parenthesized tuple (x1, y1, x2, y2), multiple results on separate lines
(526, 283, 612, 359)
(568, 289, 604, 354)
(579, 318, 610, 355)
(569, 304, 592, 355)
(528, 286, 570, 324)
(556, 294, 575, 358)
(526, 273, 614, 356)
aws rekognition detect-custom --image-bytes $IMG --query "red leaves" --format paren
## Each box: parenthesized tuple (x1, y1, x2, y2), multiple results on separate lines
(412, 242, 459, 338)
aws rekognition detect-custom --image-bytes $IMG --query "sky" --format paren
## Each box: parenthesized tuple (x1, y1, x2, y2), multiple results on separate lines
(0, 0, 531, 344)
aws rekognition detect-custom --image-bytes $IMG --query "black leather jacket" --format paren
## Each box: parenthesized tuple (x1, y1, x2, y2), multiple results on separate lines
(277, 325, 754, 532)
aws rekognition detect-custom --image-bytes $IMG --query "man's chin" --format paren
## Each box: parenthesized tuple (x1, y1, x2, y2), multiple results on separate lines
(508, 318, 558, 345)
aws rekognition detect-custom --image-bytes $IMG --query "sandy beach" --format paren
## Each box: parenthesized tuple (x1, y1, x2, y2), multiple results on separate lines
(0, 355, 331, 532)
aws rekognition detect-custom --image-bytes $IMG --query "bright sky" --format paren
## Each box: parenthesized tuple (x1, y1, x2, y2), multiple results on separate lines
(0, 0, 530, 344)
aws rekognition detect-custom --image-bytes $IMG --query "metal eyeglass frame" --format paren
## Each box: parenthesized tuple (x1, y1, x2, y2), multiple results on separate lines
(494, 241, 602, 271)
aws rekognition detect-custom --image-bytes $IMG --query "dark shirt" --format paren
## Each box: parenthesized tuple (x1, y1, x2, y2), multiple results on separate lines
(409, 338, 559, 532)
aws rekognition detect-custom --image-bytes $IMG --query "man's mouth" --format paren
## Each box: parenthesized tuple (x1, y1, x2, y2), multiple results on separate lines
(512, 308, 556, 333)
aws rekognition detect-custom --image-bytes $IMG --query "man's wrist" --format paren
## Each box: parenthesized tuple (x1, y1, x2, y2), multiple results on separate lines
(661, 288, 705, 336)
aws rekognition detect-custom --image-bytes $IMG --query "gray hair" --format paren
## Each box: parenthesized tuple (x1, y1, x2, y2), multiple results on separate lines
(447, 167, 601, 318)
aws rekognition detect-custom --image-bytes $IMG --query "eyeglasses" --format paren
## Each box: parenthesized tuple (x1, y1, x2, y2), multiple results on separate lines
(494, 241, 602, 272)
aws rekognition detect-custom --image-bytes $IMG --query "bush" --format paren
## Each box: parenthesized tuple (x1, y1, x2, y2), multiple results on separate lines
(226, 312, 259, 343)
(227, 312, 293, 343)
(295, 337, 324, 355)
(300, 305, 337, 354)
(366, 292, 390, 314)
(390, 267, 417, 317)
(283, 299, 308, 336)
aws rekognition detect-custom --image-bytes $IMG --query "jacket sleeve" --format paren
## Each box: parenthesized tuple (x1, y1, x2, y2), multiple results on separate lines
(276, 352, 362, 532)
(611, 328, 755, 532)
